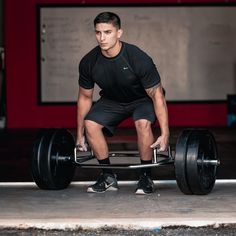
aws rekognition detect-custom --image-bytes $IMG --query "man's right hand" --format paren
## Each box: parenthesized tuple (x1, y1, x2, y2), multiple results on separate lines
(76, 135, 88, 151)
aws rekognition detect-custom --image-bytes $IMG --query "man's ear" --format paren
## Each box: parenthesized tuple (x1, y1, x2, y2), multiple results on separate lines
(117, 29, 123, 39)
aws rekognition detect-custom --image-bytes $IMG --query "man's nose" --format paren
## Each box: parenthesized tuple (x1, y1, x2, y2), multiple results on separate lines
(100, 33, 105, 41)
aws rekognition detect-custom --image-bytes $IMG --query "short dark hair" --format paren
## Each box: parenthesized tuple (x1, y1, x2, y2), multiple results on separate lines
(94, 12, 121, 29)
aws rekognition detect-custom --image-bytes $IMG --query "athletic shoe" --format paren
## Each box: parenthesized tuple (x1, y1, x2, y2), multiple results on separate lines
(135, 174, 154, 195)
(87, 173, 118, 193)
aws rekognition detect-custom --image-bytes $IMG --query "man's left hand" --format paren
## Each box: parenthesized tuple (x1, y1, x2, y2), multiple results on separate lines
(150, 135, 169, 152)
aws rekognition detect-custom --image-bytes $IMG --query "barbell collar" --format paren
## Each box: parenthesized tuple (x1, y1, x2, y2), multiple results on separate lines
(51, 155, 72, 162)
(197, 159, 220, 166)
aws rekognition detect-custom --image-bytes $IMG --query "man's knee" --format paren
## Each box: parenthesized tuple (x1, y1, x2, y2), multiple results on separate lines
(135, 119, 152, 133)
(84, 120, 103, 135)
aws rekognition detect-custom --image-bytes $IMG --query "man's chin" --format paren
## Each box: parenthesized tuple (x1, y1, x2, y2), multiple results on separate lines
(99, 44, 109, 50)
(100, 47, 109, 51)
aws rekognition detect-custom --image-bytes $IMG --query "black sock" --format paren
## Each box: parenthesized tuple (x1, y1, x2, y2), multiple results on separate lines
(140, 160, 152, 177)
(98, 157, 113, 175)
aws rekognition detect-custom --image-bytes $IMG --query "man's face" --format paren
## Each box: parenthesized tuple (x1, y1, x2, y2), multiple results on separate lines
(95, 23, 122, 52)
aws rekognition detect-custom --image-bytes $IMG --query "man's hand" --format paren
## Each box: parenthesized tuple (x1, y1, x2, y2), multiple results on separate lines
(150, 135, 169, 152)
(76, 135, 88, 151)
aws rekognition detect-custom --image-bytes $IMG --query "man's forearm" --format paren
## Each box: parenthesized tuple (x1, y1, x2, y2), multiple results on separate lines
(146, 84, 169, 137)
(154, 96, 169, 137)
(77, 96, 92, 139)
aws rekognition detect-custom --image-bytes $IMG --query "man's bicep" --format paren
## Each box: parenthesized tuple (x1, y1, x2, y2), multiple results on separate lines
(79, 58, 94, 89)
(138, 57, 161, 89)
(145, 83, 162, 100)
(78, 86, 94, 100)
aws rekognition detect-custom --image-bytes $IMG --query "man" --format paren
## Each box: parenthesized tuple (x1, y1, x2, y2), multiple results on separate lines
(76, 12, 169, 194)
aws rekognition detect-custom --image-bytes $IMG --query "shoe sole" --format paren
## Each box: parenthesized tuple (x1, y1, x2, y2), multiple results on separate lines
(87, 186, 118, 193)
(135, 189, 153, 195)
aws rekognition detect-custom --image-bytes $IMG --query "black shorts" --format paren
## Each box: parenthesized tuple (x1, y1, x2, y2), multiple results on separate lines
(85, 97, 156, 136)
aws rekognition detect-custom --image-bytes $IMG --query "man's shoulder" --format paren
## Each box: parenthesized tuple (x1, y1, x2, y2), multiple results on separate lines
(123, 42, 152, 68)
(124, 42, 150, 59)
(80, 46, 100, 64)
(124, 42, 142, 53)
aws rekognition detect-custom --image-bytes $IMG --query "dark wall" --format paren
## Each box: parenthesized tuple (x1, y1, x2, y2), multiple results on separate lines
(0, 0, 3, 47)
(0, 0, 5, 120)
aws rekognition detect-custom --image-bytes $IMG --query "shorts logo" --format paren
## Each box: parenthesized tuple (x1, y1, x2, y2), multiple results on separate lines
(123, 67, 129, 70)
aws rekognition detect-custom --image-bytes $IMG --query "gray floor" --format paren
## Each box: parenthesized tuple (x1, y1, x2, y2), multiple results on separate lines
(0, 180, 236, 231)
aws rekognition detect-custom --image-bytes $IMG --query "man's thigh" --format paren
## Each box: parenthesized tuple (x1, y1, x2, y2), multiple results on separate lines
(128, 97, 156, 123)
(85, 98, 130, 136)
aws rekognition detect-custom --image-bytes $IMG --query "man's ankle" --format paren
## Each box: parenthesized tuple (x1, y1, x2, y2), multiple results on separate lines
(98, 157, 113, 175)
(140, 159, 152, 177)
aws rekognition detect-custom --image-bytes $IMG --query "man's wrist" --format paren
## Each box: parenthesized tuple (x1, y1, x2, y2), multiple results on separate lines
(161, 131, 170, 138)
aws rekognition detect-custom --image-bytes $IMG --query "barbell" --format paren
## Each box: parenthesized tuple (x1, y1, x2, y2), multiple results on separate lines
(31, 128, 219, 194)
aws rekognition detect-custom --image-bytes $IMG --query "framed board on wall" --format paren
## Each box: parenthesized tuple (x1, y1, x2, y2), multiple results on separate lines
(38, 5, 236, 104)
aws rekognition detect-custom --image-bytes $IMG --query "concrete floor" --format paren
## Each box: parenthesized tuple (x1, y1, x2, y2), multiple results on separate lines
(0, 180, 236, 231)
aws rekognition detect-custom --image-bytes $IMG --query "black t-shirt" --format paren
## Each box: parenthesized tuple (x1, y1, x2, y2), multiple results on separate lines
(79, 42, 161, 103)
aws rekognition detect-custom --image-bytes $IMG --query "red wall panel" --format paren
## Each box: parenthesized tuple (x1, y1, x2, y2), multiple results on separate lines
(5, 0, 232, 128)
